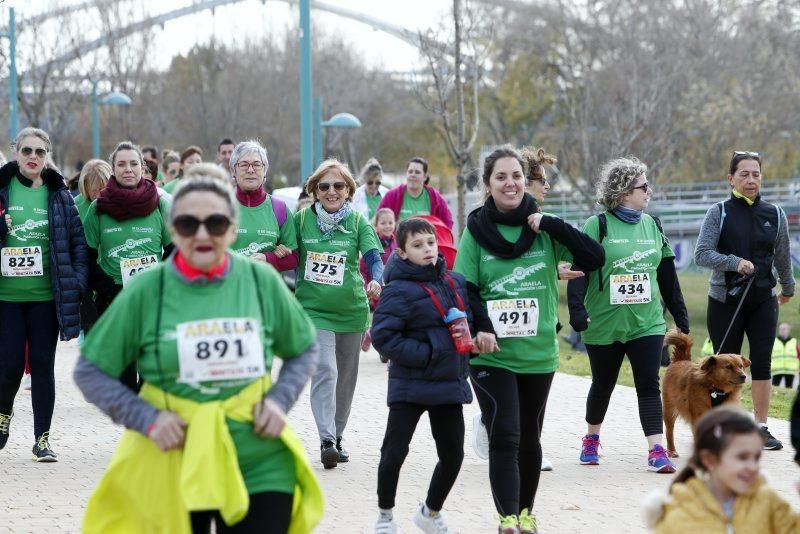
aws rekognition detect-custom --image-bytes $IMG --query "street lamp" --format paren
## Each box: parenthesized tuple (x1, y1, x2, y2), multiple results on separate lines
(0, 7, 18, 139)
(91, 81, 132, 159)
(312, 97, 362, 168)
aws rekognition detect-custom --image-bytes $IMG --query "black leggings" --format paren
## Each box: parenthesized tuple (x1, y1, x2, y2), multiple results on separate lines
(377, 403, 464, 511)
(585, 335, 664, 437)
(707, 295, 777, 380)
(469, 365, 554, 516)
(190, 491, 293, 533)
(0, 300, 60, 438)
(773, 375, 795, 388)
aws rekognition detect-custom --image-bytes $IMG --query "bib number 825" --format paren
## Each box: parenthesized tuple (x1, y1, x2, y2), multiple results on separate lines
(196, 339, 245, 360)
(7, 257, 34, 268)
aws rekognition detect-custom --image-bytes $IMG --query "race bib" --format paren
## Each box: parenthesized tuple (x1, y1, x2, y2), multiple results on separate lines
(610, 273, 652, 305)
(1, 246, 43, 277)
(304, 251, 346, 286)
(487, 298, 539, 338)
(120, 255, 159, 286)
(176, 318, 266, 383)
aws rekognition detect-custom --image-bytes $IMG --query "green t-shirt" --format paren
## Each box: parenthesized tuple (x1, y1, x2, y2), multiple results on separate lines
(83, 197, 172, 285)
(0, 177, 53, 302)
(454, 221, 571, 374)
(581, 213, 674, 345)
(231, 200, 297, 257)
(366, 193, 382, 220)
(295, 207, 381, 332)
(399, 188, 431, 221)
(75, 194, 91, 222)
(81, 254, 316, 493)
(161, 179, 180, 194)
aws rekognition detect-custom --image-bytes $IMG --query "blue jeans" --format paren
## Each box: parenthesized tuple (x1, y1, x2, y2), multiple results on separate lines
(0, 300, 59, 438)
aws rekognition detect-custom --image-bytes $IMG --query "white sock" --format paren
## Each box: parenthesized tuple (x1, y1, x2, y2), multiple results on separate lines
(379, 508, 393, 520)
(422, 504, 439, 516)
(759, 422, 768, 429)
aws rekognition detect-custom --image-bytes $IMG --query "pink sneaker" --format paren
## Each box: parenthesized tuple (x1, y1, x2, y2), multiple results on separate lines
(361, 330, 372, 352)
(648, 444, 676, 473)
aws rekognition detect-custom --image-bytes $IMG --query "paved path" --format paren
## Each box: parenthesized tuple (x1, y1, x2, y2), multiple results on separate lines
(2, 341, 798, 533)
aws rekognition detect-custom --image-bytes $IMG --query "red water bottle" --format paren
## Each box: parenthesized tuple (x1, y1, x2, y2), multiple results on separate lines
(444, 307, 474, 353)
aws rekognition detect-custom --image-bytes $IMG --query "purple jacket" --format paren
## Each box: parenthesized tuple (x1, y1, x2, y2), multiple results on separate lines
(377, 184, 454, 229)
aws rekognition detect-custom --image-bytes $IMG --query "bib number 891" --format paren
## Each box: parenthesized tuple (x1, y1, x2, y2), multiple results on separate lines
(617, 283, 644, 295)
(310, 262, 337, 276)
(7, 257, 34, 268)
(196, 339, 245, 360)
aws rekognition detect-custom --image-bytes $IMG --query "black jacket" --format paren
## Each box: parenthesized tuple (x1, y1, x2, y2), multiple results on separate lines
(372, 253, 473, 406)
(0, 162, 88, 340)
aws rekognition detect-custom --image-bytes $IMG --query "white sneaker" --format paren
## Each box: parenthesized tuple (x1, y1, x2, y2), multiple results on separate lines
(472, 412, 489, 460)
(540, 455, 553, 471)
(21, 373, 31, 391)
(375, 512, 397, 534)
(413, 504, 450, 533)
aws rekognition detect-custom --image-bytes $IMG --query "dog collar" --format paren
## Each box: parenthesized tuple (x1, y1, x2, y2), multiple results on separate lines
(710, 387, 728, 407)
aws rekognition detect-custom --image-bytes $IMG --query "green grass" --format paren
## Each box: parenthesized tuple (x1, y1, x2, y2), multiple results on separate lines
(556, 271, 797, 420)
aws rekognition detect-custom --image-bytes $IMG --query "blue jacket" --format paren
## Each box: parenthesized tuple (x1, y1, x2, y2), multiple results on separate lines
(371, 252, 473, 406)
(0, 162, 88, 340)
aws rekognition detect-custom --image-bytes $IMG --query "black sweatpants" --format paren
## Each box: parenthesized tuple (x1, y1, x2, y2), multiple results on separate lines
(469, 365, 554, 516)
(773, 375, 795, 389)
(377, 403, 464, 511)
(585, 335, 664, 437)
(90, 284, 138, 391)
(190, 491, 293, 533)
(707, 295, 777, 380)
(0, 300, 60, 438)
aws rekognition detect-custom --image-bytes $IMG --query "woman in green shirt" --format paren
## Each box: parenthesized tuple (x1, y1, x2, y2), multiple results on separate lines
(74, 175, 321, 533)
(567, 157, 689, 474)
(454, 146, 604, 533)
(84, 141, 173, 389)
(229, 140, 298, 271)
(75, 159, 111, 222)
(295, 159, 383, 469)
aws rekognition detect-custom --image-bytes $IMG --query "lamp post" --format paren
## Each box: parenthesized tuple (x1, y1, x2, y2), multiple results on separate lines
(299, 0, 313, 183)
(0, 7, 18, 139)
(91, 81, 132, 158)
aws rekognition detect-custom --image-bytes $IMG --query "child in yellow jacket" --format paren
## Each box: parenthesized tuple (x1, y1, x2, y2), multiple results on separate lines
(644, 407, 800, 533)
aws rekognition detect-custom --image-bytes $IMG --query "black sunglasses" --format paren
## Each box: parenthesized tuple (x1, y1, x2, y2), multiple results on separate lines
(631, 182, 650, 192)
(172, 214, 232, 237)
(317, 182, 347, 192)
(20, 146, 48, 158)
(367, 180, 382, 186)
(733, 151, 760, 158)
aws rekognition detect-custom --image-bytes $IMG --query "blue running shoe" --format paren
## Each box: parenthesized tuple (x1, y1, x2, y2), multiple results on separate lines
(648, 444, 676, 473)
(580, 434, 600, 465)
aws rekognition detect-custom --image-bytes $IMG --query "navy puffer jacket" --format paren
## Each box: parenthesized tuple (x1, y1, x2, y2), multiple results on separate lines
(372, 252, 473, 406)
(0, 162, 88, 340)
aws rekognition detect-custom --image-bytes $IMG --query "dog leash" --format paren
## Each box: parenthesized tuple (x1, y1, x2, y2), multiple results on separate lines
(715, 276, 755, 356)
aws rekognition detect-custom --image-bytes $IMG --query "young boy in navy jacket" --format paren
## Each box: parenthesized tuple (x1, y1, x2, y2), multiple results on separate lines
(371, 218, 474, 534)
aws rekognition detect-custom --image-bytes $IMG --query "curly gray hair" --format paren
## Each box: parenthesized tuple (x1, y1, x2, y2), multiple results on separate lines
(595, 157, 648, 210)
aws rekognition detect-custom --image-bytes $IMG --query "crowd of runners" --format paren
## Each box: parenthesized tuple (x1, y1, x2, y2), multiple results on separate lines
(0, 126, 798, 533)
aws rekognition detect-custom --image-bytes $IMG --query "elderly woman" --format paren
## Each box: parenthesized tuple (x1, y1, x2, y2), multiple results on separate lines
(454, 146, 604, 532)
(568, 157, 689, 473)
(75, 159, 112, 221)
(378, 156, 454, 229)
(163, 146, 203, 194)
(83, 142, 172, 389)
(352, 157, 389, 220)
(694, 151, 793, 451)
(74, 175, 322, 533)
(0, 127, 87, 462)
(295, 159, 383, 469)
(229, 140, 298, 271)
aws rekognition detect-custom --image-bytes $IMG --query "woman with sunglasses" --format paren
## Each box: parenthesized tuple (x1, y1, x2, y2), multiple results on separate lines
(353, 157, 389, 220)
(378, 156, 454, 229)
(0, 127, 88, 462)
(229, 140, 298, 271)
(694, 151, 793, 451)
(83, 142, 172, 389)
(74, 175, 322, 533)
(567, 157, 689, 473)
(296, 159, 383, 469)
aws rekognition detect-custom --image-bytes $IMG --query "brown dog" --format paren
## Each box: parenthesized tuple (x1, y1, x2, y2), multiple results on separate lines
(662, 329, 750, 457)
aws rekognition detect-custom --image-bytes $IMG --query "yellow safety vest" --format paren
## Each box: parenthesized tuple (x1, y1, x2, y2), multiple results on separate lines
(83, 377, 323, 534)
(772, 337, 799, 375)
(701, 337, 714, 357)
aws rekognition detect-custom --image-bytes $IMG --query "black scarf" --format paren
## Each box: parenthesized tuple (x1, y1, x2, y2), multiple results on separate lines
(467, 193, 538, 259)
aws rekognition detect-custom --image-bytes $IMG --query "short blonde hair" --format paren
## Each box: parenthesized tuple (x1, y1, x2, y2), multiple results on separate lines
(595, 156, 648, 210)
(78, 159, 112, 199)
(304, 159, 357, 201)
(185, 163, 230, 183)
